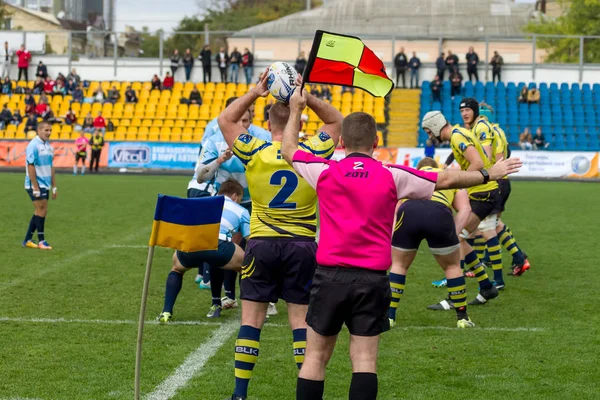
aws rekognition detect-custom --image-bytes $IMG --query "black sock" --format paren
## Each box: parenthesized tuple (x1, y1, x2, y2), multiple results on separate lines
(34, 216, 45, 242)
(162, 271, 183, 314)
(224, 269, 237, 300)
(296, 378, 324, 400)
(349, 373, 378, 400)
(210, 266, 224, 306)
(202, 263, 210, 284)
(25, 214, 36, 241)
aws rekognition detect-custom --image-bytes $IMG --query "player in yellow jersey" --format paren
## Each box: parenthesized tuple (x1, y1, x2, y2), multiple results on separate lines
(218, 70, 342, 400)
(422, 109, 501, 305)
(388, 157, 474, 328)
(479, 106, 531, 276)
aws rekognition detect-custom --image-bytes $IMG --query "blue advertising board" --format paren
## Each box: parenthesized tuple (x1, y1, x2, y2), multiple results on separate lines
(108, 142, 201, 169)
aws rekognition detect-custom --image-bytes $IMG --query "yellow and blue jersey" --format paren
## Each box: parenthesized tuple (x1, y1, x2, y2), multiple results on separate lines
(420, 166, 457, 209)
(450, 125, 499, 195)
(492, 123, 510, 180)
(232, 131, 335, 239)
(473, 117, 498, 163)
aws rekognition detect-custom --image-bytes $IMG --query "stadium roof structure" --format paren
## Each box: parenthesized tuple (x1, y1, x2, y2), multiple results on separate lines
(233, 0, 536, 38)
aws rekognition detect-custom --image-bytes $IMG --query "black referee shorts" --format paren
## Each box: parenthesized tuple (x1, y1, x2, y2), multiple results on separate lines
(491, 179, 511, 215)
(469, 189, 500, 221)
(306, 266, 391, 337)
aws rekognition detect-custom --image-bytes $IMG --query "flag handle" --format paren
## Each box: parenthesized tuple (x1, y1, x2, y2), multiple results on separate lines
(134, 245, 155, 400)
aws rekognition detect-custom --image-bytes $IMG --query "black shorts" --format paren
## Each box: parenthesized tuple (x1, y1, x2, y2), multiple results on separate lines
(391, 200, 459, 255)
(306, 266, 391, 337)
(75, 152, 86, 162)
(240, 238, 317, 304)
(176, 239, 236, 269)
(469, 189, 500, 221)
(187, 188, 212, 199)
(491, 179, 511, 215)
(26, 188, 49, 201)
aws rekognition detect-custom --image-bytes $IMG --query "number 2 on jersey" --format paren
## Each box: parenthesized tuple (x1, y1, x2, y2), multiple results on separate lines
(268, 170, 298, 209)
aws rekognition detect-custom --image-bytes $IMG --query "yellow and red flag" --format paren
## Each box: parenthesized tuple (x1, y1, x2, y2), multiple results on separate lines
(303, 30, 394, 98)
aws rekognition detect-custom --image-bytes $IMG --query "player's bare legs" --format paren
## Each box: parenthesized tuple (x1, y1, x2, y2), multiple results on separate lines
(222, 244, 244, 272)
(296, 328, 337, 399)
(348, 335, 380, 400)
(240, 300, 269, 328)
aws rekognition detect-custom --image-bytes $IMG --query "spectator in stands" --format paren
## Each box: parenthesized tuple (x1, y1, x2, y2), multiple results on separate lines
(82, 112, 94, 133)
(36, 97, 51, 120)
(188, 87, 202, 105)
(94, 111, 106, 134)
(92, 87, 106, 103)
(1, 76, 11, 94)
(445, 50, 459, 75)
(394, 47, 408, 88)
(2, 41, 13, 79)
(65, 78, 76, 94)
(216, 47, 228, 83)
(183, 48, 194, 82)
(528, 88, 540, 104)
(409, 51, 421, 89)
(106, 119, 114, 132)
(72, 84, 84, 103)
(24, 93, 36, 114)
(163, 72, 174, 90)
(33, 77, 44, 94)
(56, 73, 66, 86)
(170, 49, 181, 76)
(295, 51, 307, 76)
(36, 61, 48, 80)
(12, 109, 23, 125)
(0, 104, 12, 129)
(533, 128, 549, 150)
(431, 75, 442, 102)
(52, 79, 66, 97)
(519, 128, 533, 150)
(25, 112, 38, 132)
(450, 71, 463, 97)
(436, 52, 446, 81)
(321, 85, 332, 102)
(199, 45, 212, 83)
(465, 46, 479, 82)
(107, 85, 120, 103)
(16, 45, 31, 82)
(491, 51, 503, 83)
(125, 86, 138, 103)
(67, 68, 81, 86)
(151, 74, 161, 91)
(519, 86, 528, 103)
(43, 76, 55, 95)
(64, 108, 77, 125)
(242, 48, 254, 85)
(229, 47, 242, 83)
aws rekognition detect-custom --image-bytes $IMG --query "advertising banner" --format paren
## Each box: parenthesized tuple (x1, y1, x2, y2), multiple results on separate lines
(107, 142, 201, 169)
(0, 140, 109, 168)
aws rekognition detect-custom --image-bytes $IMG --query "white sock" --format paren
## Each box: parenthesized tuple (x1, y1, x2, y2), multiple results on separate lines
(73, 165, 77, 174)
(81, 165, 86, 174)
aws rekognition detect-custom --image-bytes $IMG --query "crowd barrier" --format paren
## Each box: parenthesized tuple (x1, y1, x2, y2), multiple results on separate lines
(0, 140, 598, 179)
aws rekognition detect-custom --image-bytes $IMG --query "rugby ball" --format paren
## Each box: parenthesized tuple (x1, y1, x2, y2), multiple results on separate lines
(267, 62, 298, 103)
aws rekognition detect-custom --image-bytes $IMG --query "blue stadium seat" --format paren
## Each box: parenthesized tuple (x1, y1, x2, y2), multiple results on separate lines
(589, 135, 599, 149)
(539, 82, 548, 91)
(553, 135, 566, 150)
(528, 82, 537, 89)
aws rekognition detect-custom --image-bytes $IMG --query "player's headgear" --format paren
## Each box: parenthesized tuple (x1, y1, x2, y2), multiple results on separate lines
(459, 98, 479, 119)
(421, 111, 448, 138)
(479, 105, 494, 123)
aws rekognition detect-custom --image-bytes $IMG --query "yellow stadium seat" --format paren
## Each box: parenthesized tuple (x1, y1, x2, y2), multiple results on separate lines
(173, 82, 184, 91)
(195, 82, 205, 91)
(164, 120, 174, 128)
(181, 133, 193, 142)
(149, 127, 160, 135)
(375, 115, 385, 124)
(185, 120, 196, 128)
(193, 133, 203, 142)
(159, 133, 171, 142)
(182, 127, 194, 135)
(175, 120, 185, 128)
(161, 127, 172, 135)
(138, 126, 149, 134)
(166, 111, 177, 119)
(171, 133, 182, 142)
(116, 126, 127, 135)
(123, 111, 134, 119)
(115, 132, 125, 141)
(49, 132, 59, 140)
(149, 133, 159, 141)
(4, 131, 15, 139)
(194, 127, 204, 135)
(15, 131, 26, 139)
(197, 120, 207, 128)
(144, 111, 155, 119)
(142, 82, 152, 91)
(125, 132, 137, 141)
(51, 125, 60, 134)
(104, 131, 114, 140)
(205, 82, 216, 93)
(61, 125, 73, 133)
(153, 119, 163, 127)
(131, 118, 142, 127)
(132, 82, 142, 91)
(142, 119, 152, 127)
(137, 132, 148, 141)
(120, 119, 131, 127)
(113, 103, 124, 113)
(172, 127, 182, 135)
(155, 110, 166, 119)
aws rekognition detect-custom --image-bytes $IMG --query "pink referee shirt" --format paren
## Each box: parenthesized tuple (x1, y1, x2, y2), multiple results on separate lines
(292, 151, 438, 271)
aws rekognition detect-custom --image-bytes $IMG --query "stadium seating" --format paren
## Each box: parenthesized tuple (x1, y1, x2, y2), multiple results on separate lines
(0, 82, 382, 144)
(419, 81, 600, 151)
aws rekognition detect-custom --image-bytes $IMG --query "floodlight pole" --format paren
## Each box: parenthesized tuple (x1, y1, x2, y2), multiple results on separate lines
(134, 245, 156, 400)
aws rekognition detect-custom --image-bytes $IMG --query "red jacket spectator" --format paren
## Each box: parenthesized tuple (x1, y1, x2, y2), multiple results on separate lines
(163, 74, 174, 90)
(35, 103, 49, 116)
(93, 114, 106, 129)
(44, 78, 55, 94)
(16, 48, 31, 68)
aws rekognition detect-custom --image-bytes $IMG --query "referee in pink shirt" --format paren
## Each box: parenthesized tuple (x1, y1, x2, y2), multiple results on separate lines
(281, 88, 522, 400)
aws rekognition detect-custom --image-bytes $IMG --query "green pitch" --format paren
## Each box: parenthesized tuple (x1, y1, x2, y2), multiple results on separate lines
(1, 172, 599, 400)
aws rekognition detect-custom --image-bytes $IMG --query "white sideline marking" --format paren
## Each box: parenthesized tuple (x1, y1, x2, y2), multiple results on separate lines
(144, 319, 239, 400)
(0, 316, 545, 332)
(107, 244, 148, 248)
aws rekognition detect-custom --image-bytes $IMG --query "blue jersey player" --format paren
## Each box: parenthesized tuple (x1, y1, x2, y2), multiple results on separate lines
(22, 121, 56, 250)
(158, 179, 251, 323)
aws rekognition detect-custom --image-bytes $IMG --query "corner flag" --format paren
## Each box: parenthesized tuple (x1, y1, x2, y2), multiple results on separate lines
(303, 30, 394, 97)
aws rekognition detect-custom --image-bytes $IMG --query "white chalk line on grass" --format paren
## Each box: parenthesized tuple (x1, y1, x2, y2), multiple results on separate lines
(0, 316, 545, 332)
(144, 318, 239, 400)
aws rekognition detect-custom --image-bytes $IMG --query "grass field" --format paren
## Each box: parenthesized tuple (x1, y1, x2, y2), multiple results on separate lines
(1, 172, 599, 400)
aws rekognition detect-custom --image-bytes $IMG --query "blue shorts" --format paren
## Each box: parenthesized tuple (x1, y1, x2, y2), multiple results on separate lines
(26, 188, 49, 201)
(176, 240, 236, 269)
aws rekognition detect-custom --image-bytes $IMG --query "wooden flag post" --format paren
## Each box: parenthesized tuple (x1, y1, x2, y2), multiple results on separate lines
(134, 245, 155, 400)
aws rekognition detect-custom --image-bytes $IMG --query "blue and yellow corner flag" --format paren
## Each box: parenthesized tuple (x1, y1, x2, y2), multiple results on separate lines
(148, 194, 224, 252)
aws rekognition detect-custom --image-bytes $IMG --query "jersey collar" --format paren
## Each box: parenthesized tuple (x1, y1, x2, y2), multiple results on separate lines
(346, 152, 373, 159)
